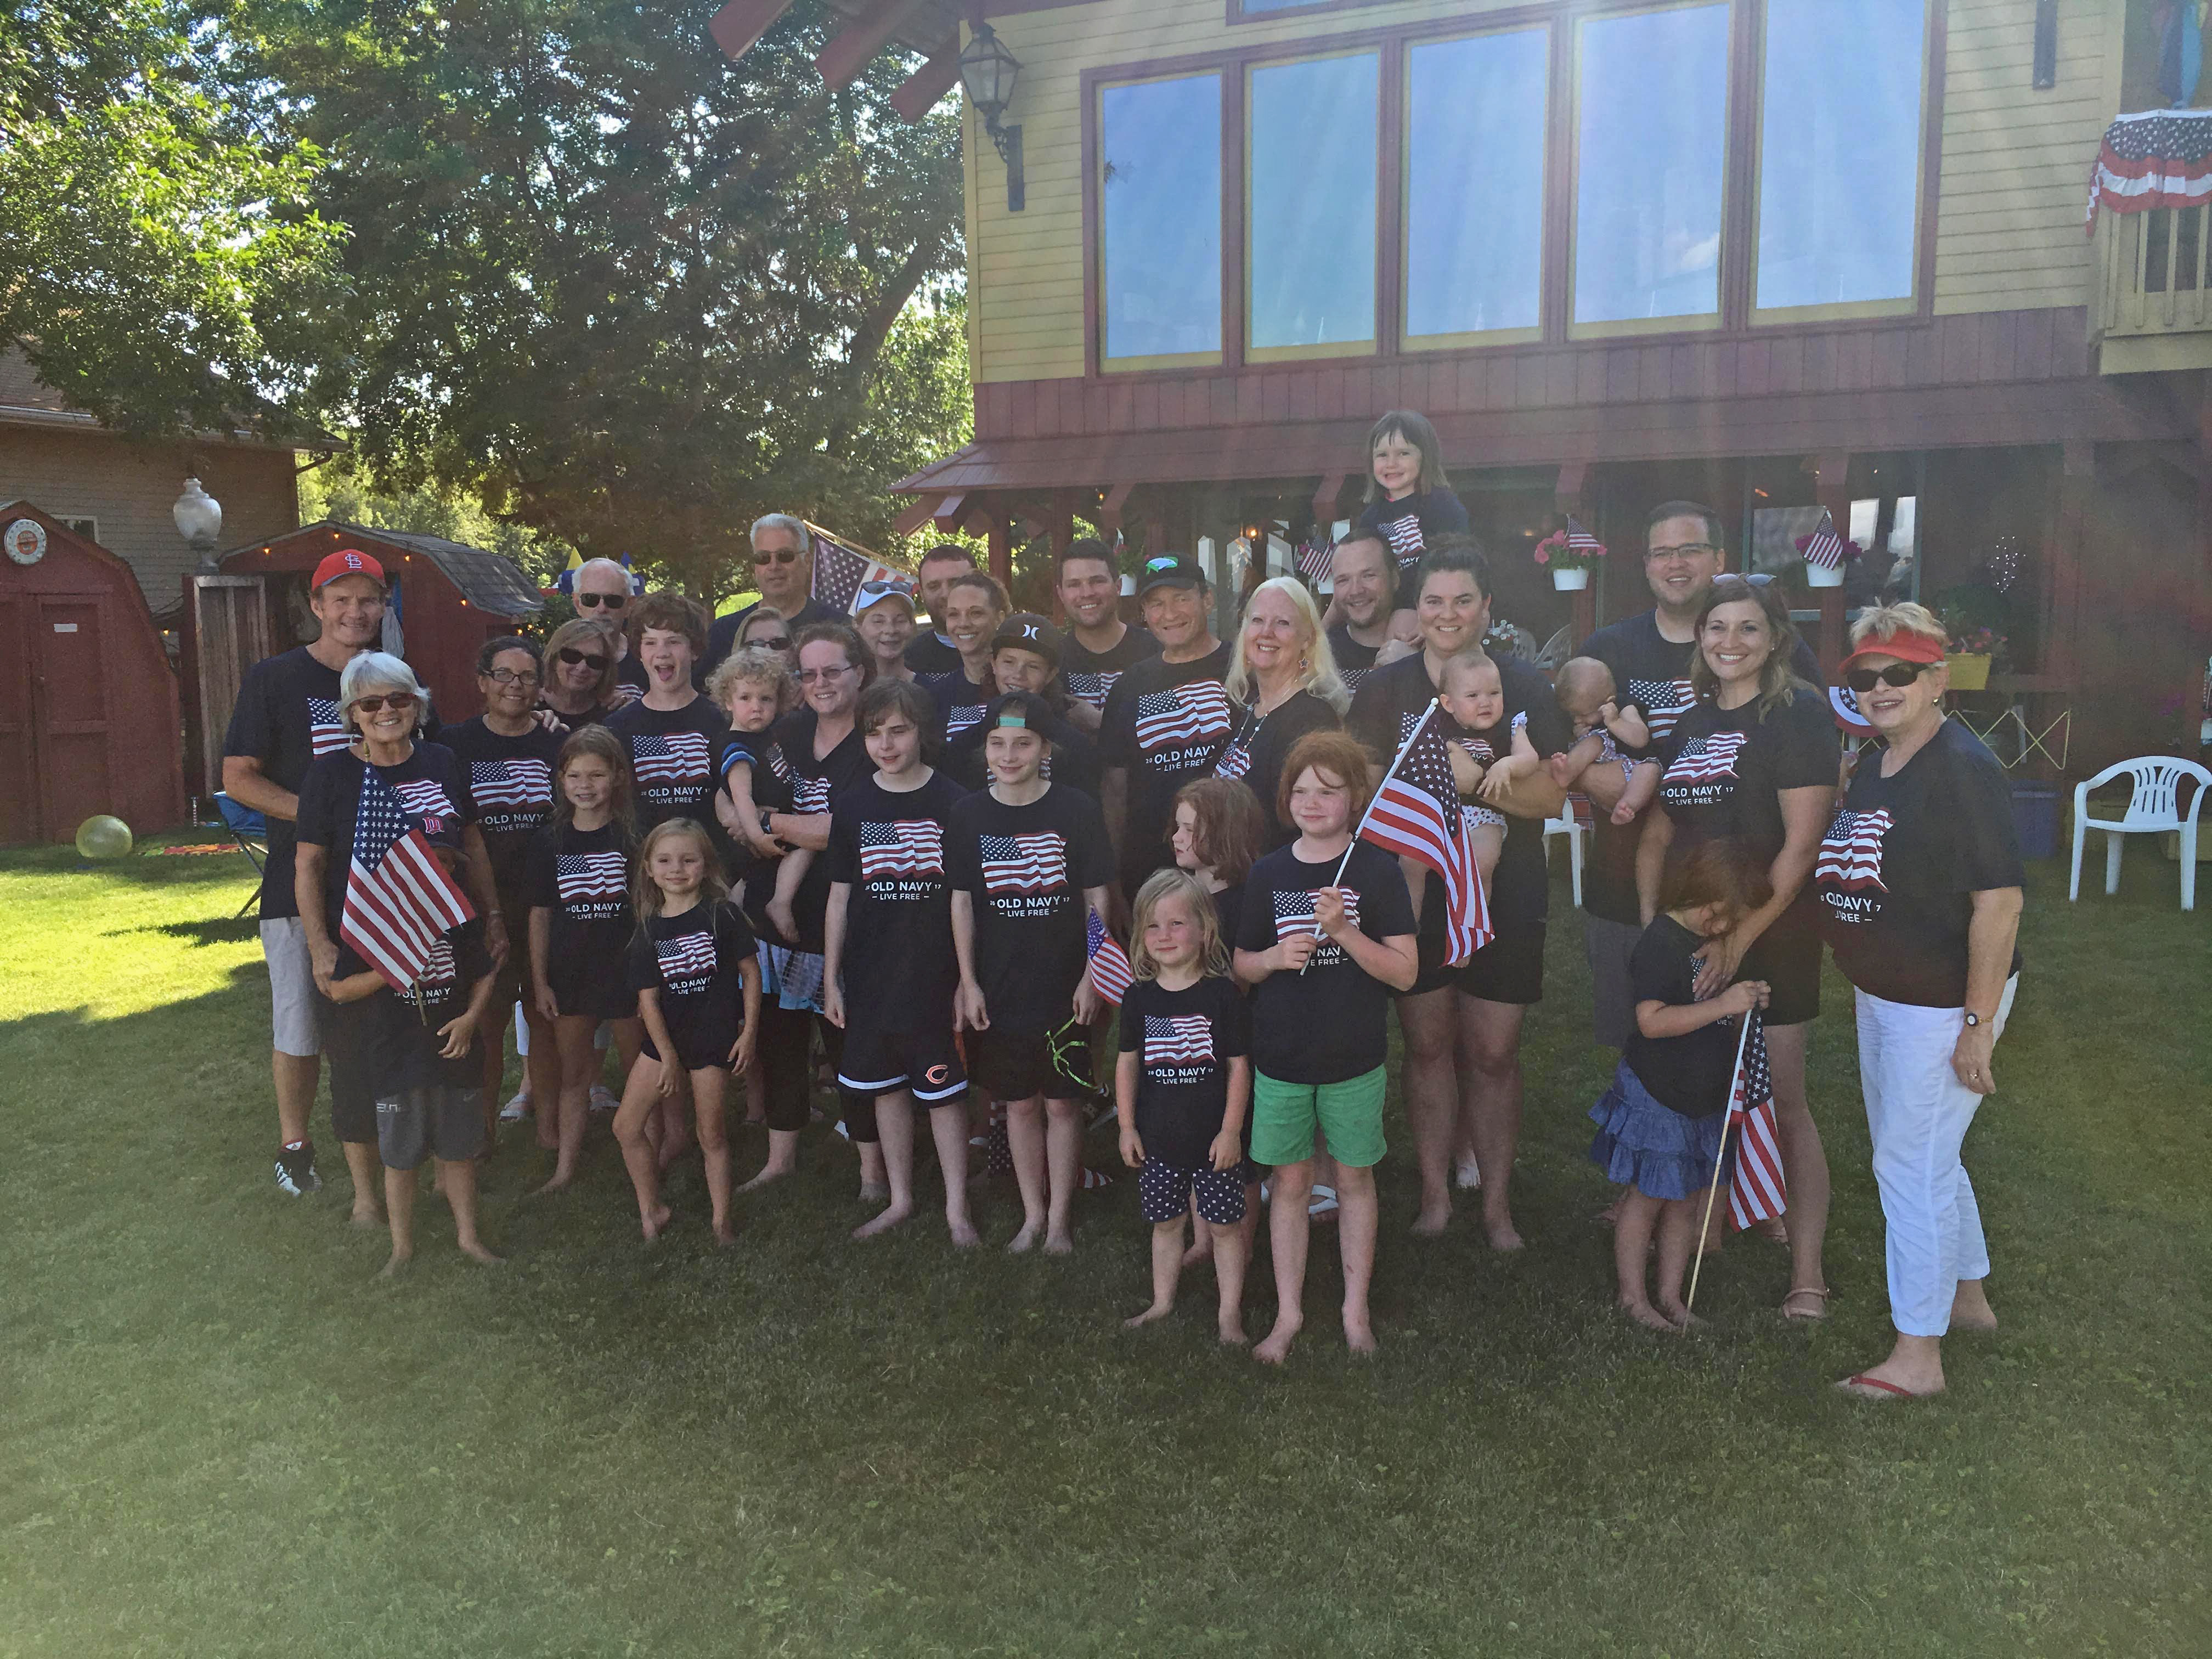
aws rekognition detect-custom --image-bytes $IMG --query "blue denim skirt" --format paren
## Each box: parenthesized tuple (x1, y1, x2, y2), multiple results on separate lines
(1587, 1060, 1725, 1202)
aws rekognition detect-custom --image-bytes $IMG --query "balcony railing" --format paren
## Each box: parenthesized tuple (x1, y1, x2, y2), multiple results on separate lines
(2094, 207, 2212, 373)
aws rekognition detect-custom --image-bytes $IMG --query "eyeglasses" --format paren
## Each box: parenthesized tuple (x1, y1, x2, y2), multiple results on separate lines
(1844, 662, 1938, 693)
(352, 691, 418, 715)
(752, 548, 803, 568)
(483, 667, 540, 687)
(1646, 543, 1719, 563)
(576, 591, 628, 610)
(797, 663, 855, 684)
(555, 648, 610, 670)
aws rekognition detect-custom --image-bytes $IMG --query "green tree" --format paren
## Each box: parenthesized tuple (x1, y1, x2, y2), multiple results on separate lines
(247, 0, 968, 599)
(0, 0, 340, 437)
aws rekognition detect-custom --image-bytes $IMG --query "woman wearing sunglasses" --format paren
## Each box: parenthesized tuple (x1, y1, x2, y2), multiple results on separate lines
(537, 618, 625, 728)
(1815, 604, 2024, 1403)
(734, 606, 800, 672)
(1636, 575, 1838, 1323)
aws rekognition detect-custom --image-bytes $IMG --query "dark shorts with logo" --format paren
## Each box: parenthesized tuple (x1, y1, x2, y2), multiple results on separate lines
(836, 1020, 969, 1117)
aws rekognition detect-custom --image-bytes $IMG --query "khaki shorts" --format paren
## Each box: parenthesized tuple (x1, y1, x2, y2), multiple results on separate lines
(260, 917, 321, 1058)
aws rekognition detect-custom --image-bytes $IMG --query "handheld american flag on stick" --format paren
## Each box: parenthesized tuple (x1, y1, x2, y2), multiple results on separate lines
(1085, 909, 1135, 1006)
(806, 522, 905, 615)
(1685, 1009, 1789, 1312)
(340, 767, 477, 992)
(1344, 699, 1493, 968)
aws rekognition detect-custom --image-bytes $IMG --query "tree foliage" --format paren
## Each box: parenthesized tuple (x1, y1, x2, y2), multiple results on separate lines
(0, 0, 342, 438)
(246, 0, 969, 597)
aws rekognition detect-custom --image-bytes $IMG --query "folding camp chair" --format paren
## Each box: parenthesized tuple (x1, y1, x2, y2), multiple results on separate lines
(215, 792, 269, 917)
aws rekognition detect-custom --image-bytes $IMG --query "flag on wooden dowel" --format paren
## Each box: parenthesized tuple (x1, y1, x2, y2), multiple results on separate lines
(1352, 699, 1492, 966)
(1724, 1011, 1787, 1229)
(340, 768, 477, 993)
(1085, 909, 1135, 1006)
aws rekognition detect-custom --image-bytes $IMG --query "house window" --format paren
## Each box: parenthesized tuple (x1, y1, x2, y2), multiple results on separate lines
(1403, 28, 1548, 347)
(61, 517, 98, 542)
(1754, 0, 1927, 317)
(1099, 73, 1224, 366)
(1247, 52, 1379, 357)
(1571, 3, 1733, 335)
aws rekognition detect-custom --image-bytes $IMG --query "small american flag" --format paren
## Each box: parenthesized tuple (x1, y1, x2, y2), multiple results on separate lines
(1627, 676, 1696, 741)
(1725, 1013, 1787, 1229)
(859, 819, 944, 880)
(1135, 684, 1232, 752)
(978, 833, 1067, 894)
(1358, 702, 1492, 966)
(1296, 526, 1335, 586)
(655, 928, 720, 983)
(340, 768, 477, 992)
(556, 850, 628, 904)
(1799, 511, 1848, 572)
(308, 697, 349, 757)
(1086, 910, 1135, 1005)
(629, 731, 711, 786)
(1815, 808, 1893, 891)
(1213, 712, 1257, 782)
(1271, 886, 1365, 968)
(1829, 685, 1878, 739)
(1144, 1014, 1215, 1066)
(1564, 517, 1605, 557)
(1664, 730, 1750, 787)
(1064, 670, 1117, 710)
(470, 758, 551, 811)
(808, 524, 902, 615)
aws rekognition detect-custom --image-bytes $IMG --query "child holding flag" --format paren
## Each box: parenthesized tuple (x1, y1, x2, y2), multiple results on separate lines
(1588, 840, 1773, 1330)
(1233, 732, 1418, 1363)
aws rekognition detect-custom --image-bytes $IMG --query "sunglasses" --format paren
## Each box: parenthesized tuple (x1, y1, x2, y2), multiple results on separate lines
(752, 548, 803, 568)
(555, 648, 610, 669)
(576, 591, 628, 610)
(858, 578, 915, 599)
(352, 691, 418, 715)
(1844, 662, 1938, 693)
(747, 634, 793, 651)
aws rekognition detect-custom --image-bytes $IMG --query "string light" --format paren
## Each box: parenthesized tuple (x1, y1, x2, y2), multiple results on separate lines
(1989, 534, 2022, 594)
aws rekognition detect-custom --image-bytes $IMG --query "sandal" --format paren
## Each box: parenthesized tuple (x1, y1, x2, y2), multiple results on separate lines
(1781, 1286, 1833, 1322)
(1836, 1372, 1921, 1402)
(1307, 1184, 1340, 1222)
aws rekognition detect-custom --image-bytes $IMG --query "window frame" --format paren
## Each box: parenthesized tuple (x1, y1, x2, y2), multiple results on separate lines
(1076, 0, 1944, 380)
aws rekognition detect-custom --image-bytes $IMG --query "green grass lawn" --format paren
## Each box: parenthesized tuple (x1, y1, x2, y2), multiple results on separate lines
(2, 835, 2207, 1656)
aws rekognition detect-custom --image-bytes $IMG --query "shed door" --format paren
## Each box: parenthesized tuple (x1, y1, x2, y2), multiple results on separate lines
(32, 597, 111, 841)
(0, 597, 32, 843)
(190, 574, 270, 796)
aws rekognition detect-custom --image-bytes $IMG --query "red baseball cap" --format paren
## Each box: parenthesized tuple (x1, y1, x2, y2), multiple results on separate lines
(311, 549, 386, 590)
(1838, 627, 1946, 676)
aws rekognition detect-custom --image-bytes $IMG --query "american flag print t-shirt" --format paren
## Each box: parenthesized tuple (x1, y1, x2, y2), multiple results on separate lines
(1135, 683, 1233, 755)
(1098, 640, 1238, 888)
(1117, 974, 1250, 1170)
(948, 783, 1117, 1034)
(1626, 676, 1696, 742)
(1814, 808, 1893, 894)
(826, 772, 969, 1025)
(1058, 623, 1159, 711)
(555, 850, 629, 918)
(1660, 729, 1751, 794)
(625, 900, 755, 1067)
(470, 758, 552, 812)
(437, 718, 566, 891)
(606, 696, 731, 828)
(1235, 840, 1417, 1086)
(308, 697, 349, 757)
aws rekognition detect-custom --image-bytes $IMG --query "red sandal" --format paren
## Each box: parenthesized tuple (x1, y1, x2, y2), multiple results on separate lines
(1837, 1373, 1918, 1401)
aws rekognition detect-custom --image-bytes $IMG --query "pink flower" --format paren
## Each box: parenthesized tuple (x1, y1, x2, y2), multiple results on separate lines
(1533, 545, 1549, 565)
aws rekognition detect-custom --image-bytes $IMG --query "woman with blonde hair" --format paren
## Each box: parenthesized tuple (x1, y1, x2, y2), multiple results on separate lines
(1815, 602, 2025, 1402)
(1217, 576, 1348, 844)
(538, 617, 625, 727)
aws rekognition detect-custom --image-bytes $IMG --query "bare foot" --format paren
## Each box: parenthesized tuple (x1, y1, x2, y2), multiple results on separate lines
(947, 1220, 981, 1249)
(531, 1173, 572, 1196)
(1254, 1315, 1302, 1365)
(1217, 1317, 1249, 1347)
(1658, 1301, 1705, 1330)
(857, 1182, 890, 1204)
(711, 1218, 736, 1248)
(1410, 1203, 1451, 1237)
(736, 1162, 792, 1195)
(851, 1201, 913, 1240)
(640, 1204, 673, 1242)
(1181, 1237, 1215, 1268)
(1950, 1283, 1998, 1332)
(377, 1249, 413, 1279)
(1006, 1220, 1043, 1255)
(1545, 753, 1579, 789)
(459, 1240, 505, 1266)
(1485, 1217, 1526, 1252)
(1043, 1229, 1074, 1256)
(1344, 1311, 1378, 1355)
(1621, 1299, 1677, 1332)
(1124, 1302, 1172, 1329)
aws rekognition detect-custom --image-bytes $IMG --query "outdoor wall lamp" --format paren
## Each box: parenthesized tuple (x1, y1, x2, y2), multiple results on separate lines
(958, 23, 1024, 212)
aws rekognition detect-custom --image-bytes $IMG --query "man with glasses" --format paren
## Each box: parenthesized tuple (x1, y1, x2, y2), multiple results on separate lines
(222, 549, 397, 1197)
(904, 543, 981, 684)
(571, 558, 646, 699)
(701, 513, 843, 682)
(1576, 501, 1822, 1053)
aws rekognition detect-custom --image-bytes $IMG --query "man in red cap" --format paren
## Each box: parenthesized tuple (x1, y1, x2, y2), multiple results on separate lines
(223, 549, 394, 1202)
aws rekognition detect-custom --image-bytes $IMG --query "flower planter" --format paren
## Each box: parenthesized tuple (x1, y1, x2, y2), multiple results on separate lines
(1804, 560, 1844, 589)
(1945, 652, 1991, 691)
(1550, 567, 1590, 591)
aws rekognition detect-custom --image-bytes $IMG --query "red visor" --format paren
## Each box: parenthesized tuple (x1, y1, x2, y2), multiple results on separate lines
(1838, 628, 1946, 675)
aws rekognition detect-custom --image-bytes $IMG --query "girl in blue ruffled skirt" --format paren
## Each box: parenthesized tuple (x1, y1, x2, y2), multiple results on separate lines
(1593, 840, 1773, 1330)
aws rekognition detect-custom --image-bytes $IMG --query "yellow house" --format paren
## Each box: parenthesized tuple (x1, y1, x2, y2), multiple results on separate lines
(723, 0, 2212, 770)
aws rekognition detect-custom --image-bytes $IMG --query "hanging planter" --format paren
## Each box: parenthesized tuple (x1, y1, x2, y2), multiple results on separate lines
(1795, 511, 1860, 590)
(1534, 518, 1606, 592)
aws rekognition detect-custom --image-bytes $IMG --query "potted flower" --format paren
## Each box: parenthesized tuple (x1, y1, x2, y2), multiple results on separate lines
(1793, 512, 1861, 589)
(1943, 624, 2005, 692)
(1534, 517, 1606, 591)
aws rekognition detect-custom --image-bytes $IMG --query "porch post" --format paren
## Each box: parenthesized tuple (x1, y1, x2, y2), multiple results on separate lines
(1811, 450, 1853, 672)
(1556, 459, 1595, 648)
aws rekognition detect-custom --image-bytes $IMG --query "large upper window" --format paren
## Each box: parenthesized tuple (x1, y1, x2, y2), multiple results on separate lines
(1404, 29, 1548, 346)
(1572, 3, 1731, 334)
(1754, 0, 1927, 315)
(1099, 74, 1223, 365)
(1247, 53, 1379, 356)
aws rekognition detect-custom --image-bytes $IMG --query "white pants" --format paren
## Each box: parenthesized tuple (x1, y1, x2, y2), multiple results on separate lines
(1855, 975, 2018, 1338)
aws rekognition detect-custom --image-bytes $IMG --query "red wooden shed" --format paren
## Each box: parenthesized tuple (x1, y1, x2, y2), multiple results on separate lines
(180, 521, 546, 795)
(0, 500, 187, 843)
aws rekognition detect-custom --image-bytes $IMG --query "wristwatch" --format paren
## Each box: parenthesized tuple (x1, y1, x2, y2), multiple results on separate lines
(1962, 1011, 1985, 1029)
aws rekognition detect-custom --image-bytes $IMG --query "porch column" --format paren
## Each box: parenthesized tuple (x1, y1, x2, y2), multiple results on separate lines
(1810, 450, 1853, 672)
(1555, 460, 1595, 648)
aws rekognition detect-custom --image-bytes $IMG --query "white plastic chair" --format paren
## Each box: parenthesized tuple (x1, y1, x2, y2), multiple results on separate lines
(2069, 756, 2209, 911)
(1544, 809, 1585, 909)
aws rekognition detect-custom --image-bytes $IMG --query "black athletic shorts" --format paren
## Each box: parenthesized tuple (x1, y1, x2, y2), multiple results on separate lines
(1452, 918, 1546, 1006)
(376, 1085, 487, 1170)
(969, 1028, 1080, 1103)
(1742, 922, 1822, 1027)
(837, 1023, 968, 1106)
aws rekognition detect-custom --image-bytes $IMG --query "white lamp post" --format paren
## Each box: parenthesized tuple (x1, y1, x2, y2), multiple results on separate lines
(173, 478, 223, 571)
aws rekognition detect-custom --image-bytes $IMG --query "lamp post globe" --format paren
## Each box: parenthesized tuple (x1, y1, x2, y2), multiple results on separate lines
(173, 478, 223, 569)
